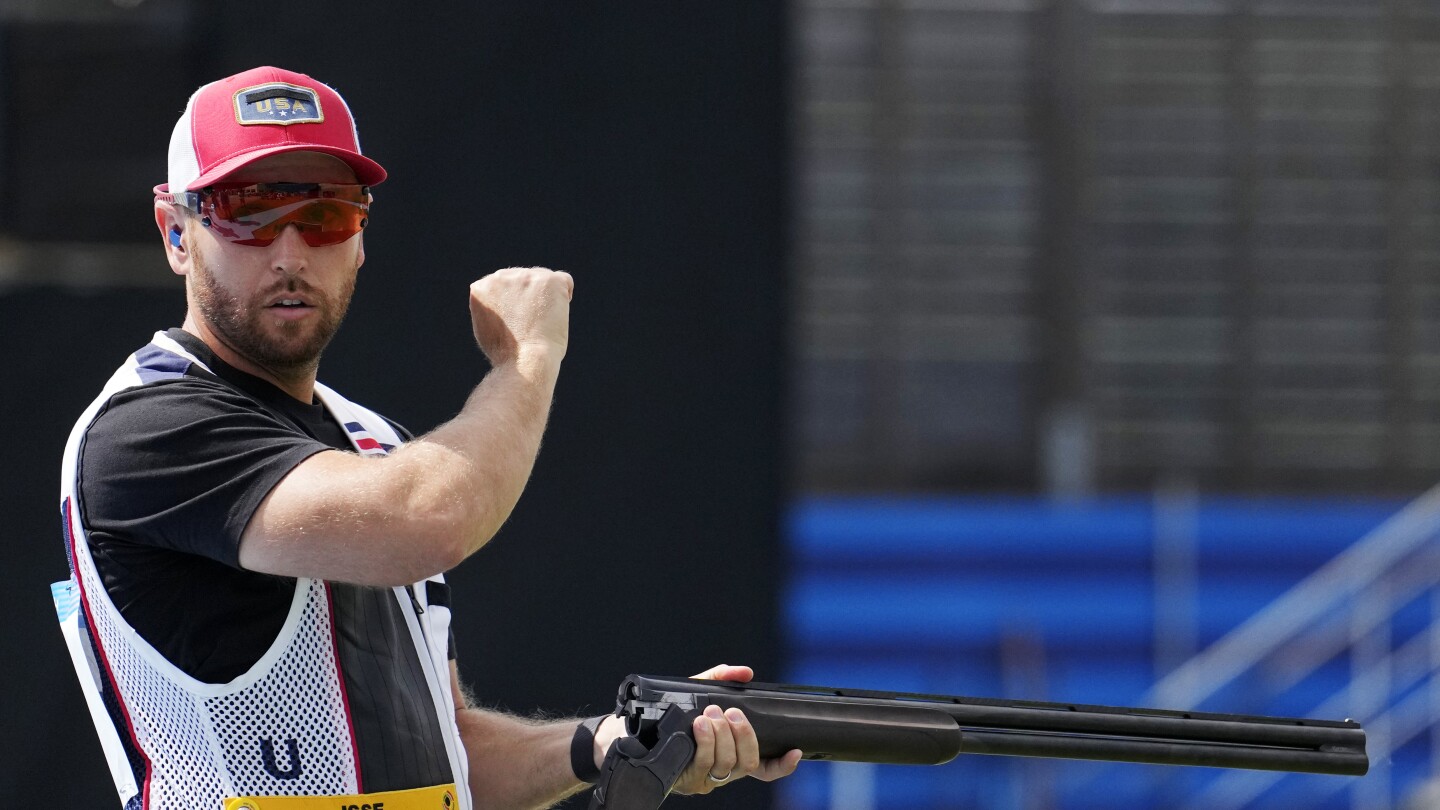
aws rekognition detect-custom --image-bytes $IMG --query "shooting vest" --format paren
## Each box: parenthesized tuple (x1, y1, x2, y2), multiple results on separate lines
(52, 331, 471, 810)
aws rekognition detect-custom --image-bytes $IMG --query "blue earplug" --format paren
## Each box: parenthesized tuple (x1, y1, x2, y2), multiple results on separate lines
(169, 228, 183, 248)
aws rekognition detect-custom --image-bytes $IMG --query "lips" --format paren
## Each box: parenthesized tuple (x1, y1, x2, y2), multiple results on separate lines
(263, 285, 318, 308)
(262, 292, 318, 321)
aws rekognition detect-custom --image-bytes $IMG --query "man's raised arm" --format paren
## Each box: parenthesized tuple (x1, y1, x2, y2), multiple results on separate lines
(238, 266, 574, 586)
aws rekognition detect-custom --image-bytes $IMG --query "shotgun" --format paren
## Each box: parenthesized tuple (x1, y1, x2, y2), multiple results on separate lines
(587, 674, 1368, 809)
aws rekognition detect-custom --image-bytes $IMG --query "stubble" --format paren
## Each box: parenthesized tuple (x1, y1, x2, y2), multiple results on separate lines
(190, 247, 357, 380)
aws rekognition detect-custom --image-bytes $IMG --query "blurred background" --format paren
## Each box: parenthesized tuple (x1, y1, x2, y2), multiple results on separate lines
(2, 0, 1437, 808)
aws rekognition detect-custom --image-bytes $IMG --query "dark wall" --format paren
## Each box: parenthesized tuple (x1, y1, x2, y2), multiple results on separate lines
(1, 4, 787, 807)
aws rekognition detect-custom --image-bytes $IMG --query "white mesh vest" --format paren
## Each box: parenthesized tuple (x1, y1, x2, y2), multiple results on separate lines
(53, 332, 472, 810)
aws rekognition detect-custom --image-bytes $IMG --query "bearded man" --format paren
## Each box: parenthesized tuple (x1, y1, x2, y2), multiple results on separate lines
(55, 65, 798, 810)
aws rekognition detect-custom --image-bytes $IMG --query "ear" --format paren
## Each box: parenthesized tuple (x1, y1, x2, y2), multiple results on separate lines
(154, 202, 192, 277)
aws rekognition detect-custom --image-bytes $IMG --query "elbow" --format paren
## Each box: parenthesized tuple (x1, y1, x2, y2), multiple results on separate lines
(374, 448, 510, 584)
(425, 521, 473, 575)
(361, 530, 467, 588)
(377, 519, 468, 586)
(398, 543, 465, 586)
(399, 483, 496, 578)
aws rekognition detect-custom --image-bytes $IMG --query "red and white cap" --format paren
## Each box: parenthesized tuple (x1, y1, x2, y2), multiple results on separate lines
(157, 66, 387, 194)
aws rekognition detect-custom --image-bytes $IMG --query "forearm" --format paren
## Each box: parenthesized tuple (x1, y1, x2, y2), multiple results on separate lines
(449, 664, 800, 807)
(390, 344, 562, 561)
(455, 705, 590, 810)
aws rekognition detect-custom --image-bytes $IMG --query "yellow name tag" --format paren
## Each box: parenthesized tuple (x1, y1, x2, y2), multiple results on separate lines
(224, 783, 458, 810)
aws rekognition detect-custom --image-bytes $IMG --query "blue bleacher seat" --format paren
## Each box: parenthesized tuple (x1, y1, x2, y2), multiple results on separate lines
(782, 495, 1420, 810)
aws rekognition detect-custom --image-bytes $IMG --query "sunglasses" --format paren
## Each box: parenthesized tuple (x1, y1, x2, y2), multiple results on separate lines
(159, 183, 372, 247)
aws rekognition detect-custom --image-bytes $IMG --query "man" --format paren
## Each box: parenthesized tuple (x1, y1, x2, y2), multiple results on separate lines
(55, 66, 800, 810)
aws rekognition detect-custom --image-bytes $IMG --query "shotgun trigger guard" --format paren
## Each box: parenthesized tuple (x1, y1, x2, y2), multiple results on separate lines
(588, 704, 698, 810)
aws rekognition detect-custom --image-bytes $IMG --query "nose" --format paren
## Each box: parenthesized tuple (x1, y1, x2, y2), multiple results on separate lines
(268, 225, 310, 274)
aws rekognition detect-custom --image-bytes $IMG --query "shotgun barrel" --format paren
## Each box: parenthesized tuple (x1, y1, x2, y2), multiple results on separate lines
(618, 674, 1368, 775)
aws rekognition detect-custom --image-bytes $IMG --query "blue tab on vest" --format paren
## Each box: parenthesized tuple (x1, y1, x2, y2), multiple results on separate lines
(134, 344, 192, 385)
(52, 578, 79, 622)
(234, 82, 323, 126)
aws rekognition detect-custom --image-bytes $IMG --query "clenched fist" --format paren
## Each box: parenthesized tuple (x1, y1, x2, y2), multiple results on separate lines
(468, 267, 574, 369)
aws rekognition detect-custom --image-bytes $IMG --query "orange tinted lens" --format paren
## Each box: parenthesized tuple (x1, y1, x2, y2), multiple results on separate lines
(202, 184, 370, 246)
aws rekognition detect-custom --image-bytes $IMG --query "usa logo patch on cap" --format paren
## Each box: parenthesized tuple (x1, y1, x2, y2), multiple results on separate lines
(233, 82, 324, 126)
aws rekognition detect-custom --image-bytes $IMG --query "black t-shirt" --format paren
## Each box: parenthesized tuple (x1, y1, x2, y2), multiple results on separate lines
(78, 328, 416, 683)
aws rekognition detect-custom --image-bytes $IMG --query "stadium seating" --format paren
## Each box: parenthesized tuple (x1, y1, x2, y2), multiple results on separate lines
(780, 495, 1423, 810)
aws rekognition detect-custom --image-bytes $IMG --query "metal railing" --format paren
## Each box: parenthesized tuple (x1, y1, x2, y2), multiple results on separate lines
(1145, 486, 1440, 810)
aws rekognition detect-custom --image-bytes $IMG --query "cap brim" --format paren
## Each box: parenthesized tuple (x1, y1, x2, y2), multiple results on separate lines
(184, 143, 387, 190)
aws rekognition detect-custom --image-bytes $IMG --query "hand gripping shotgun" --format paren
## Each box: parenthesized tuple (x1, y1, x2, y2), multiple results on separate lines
(587, 675, 1368, 810)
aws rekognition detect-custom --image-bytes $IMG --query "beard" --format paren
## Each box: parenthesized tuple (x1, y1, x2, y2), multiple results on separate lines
(190, 248, 357, 379)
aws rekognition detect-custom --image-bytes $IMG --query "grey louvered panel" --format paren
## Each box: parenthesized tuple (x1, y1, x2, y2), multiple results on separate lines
(794, 0, 1038, 488)
(1087, 6, 1397, 485)
(1097, 419, 1229, 472)
(793, 0, 1440, 490)
(1087, 14, 1231, 481)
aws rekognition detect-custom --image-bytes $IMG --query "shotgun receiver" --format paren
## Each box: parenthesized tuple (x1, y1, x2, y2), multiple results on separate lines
(587, 674, 1368, 810)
